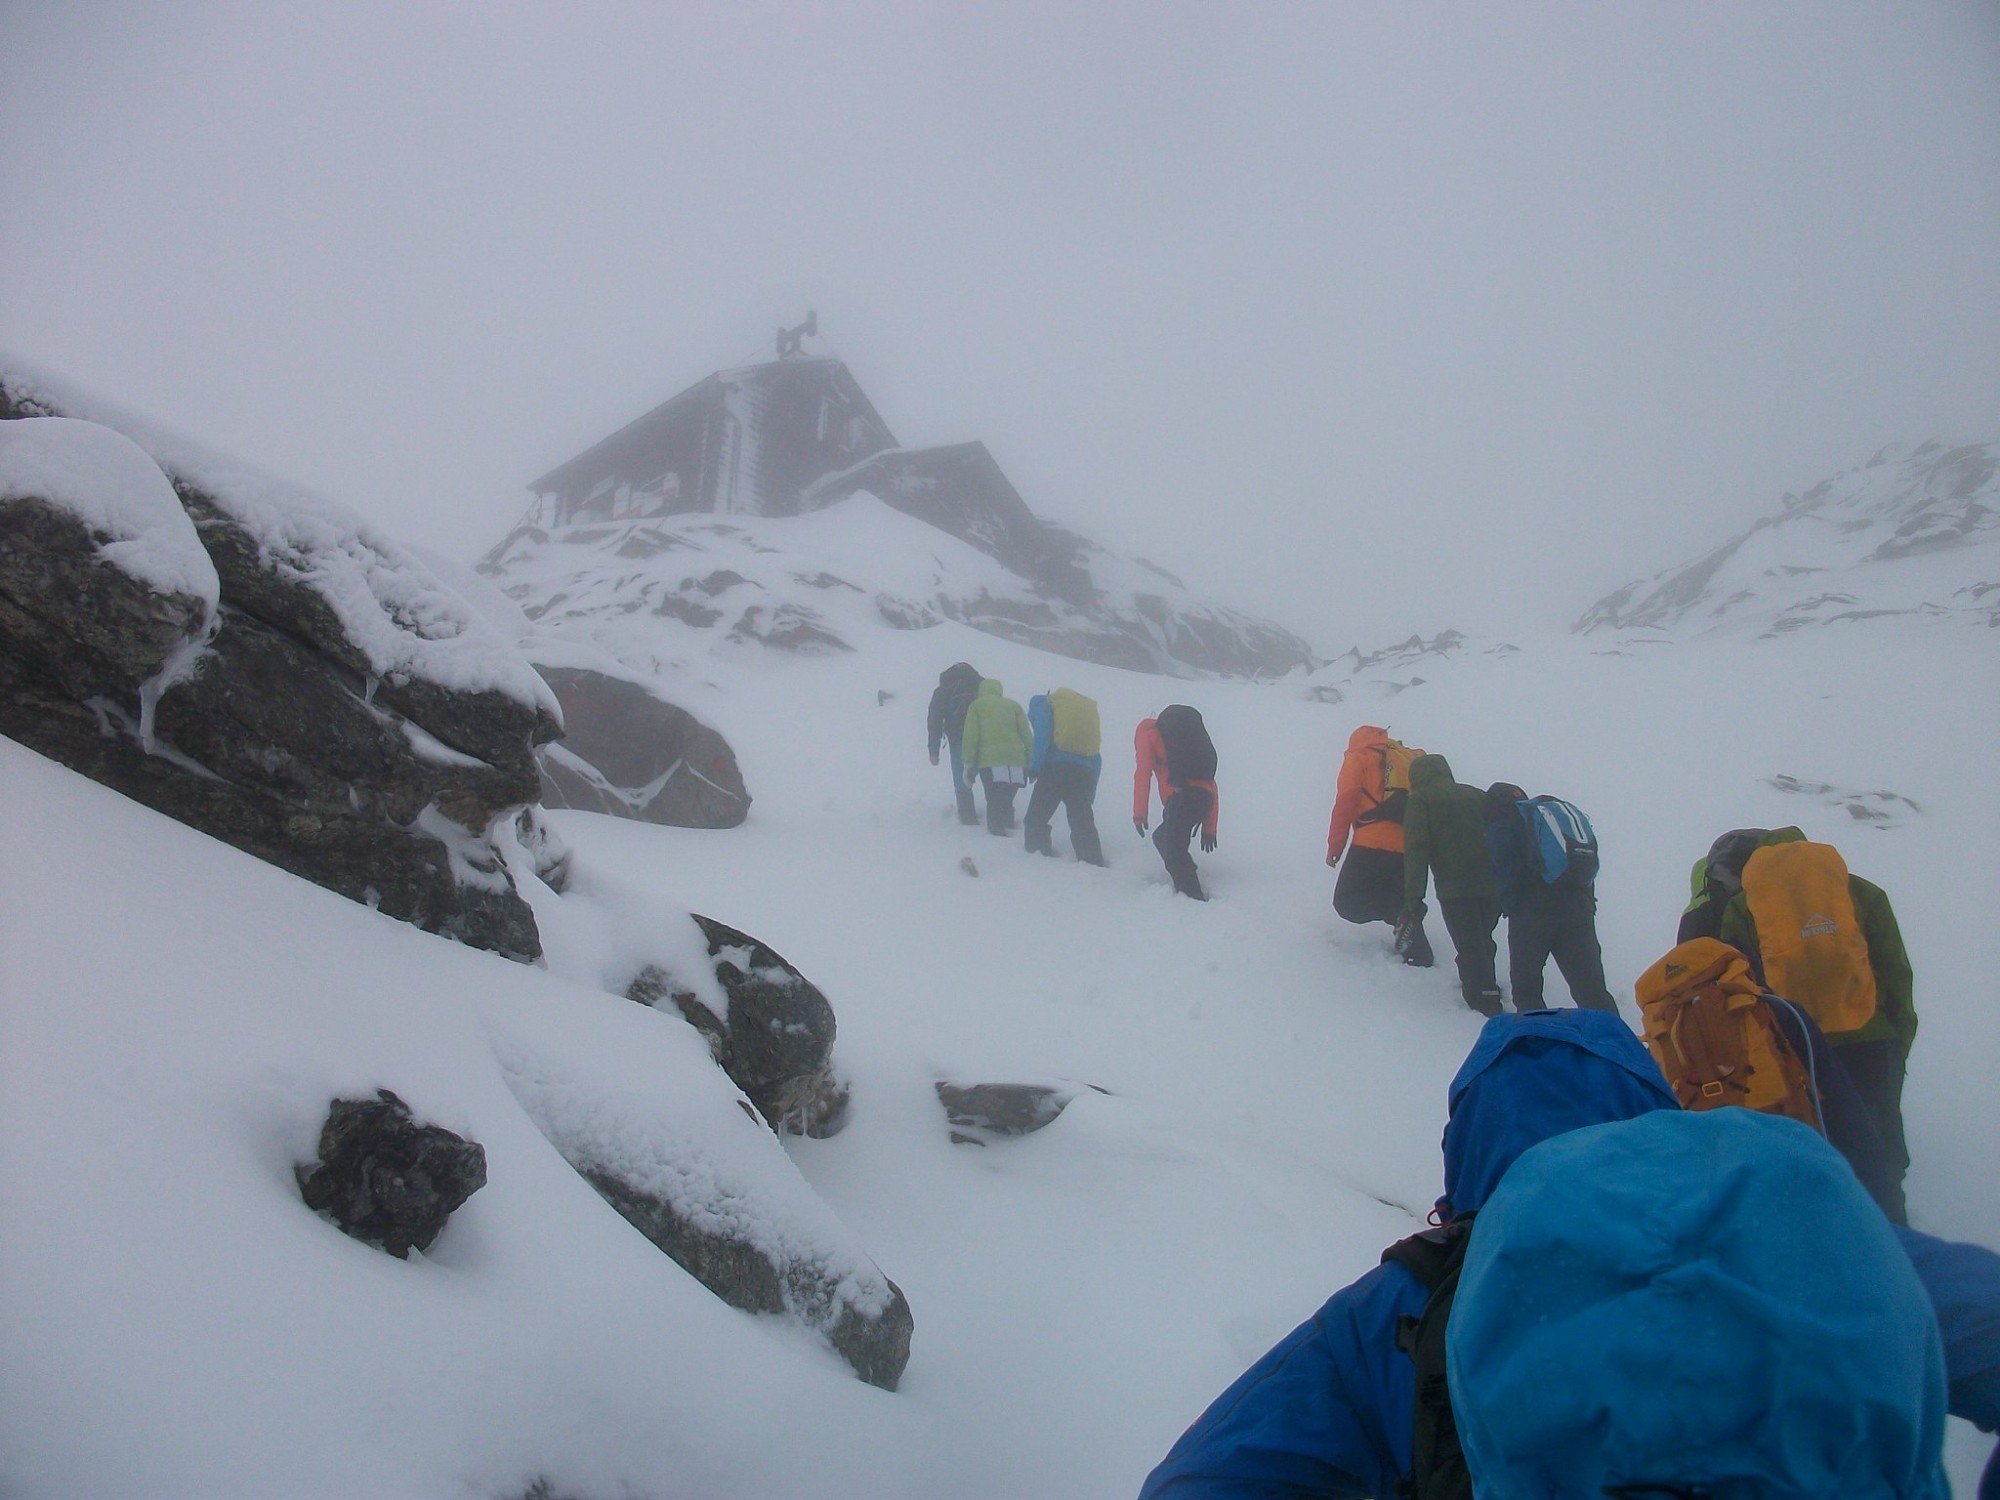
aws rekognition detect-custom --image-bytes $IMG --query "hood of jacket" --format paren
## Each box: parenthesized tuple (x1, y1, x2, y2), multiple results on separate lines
(1451, 1108, 1949, 1500)
(1409, 753, 1455, 792)
(939, 662, 981, 692)
(977, 678, 1004, 698)
(1438, 1009, 1676, 1219)
(1346, 724, 1388, 753)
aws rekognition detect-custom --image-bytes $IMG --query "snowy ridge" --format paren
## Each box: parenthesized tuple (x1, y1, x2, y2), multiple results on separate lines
(1577, 440, 1999, 637)
(482, 492, 1318, 685)
(0, 355, 559, 718)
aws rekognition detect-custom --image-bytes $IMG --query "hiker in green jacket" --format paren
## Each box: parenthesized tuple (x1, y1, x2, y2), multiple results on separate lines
(1715, 826, 1918, 1196)
(1401, 753, 1503, 1015)
(959, 679, 1032, 836)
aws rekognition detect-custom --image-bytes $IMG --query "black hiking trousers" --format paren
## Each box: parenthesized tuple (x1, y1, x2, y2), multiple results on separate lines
(1333, 845, 1404, 926)
(1153, 787, 1212, 900)
(1506, 882, 1617, 1013)
(1834, 1037, 1910, 1193)
(1439, 897, 1503, 1014)
(977, 769, 1021, 836)
(1024, 762, 1105, 865)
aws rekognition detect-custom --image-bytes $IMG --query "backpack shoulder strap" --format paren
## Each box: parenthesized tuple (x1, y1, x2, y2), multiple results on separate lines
(1381, 1219, 1476, 1500)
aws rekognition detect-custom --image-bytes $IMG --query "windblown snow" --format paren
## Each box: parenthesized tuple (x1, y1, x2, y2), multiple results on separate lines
(2, 423, 1996, 1497)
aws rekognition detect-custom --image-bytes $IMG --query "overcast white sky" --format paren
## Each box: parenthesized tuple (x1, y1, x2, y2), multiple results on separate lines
(4, 1, 1997, 647)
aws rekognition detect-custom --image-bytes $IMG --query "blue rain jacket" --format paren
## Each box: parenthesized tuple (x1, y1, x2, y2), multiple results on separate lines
(1451, 1108, 1948, 1499)
(1027, 693, 1103, 785)
(1138, 1008, 2000, 1499)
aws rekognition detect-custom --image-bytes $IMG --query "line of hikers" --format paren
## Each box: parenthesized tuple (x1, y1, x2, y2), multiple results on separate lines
(922, 680, 1994, 1490)
(1325, 724, 1922, 1223)
(927, 663, 1220, 899)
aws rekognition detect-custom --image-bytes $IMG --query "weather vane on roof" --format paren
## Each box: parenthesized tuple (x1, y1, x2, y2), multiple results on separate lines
(775, 310, 818, 360)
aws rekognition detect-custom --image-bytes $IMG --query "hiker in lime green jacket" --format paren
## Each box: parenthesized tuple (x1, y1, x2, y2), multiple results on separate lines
(959, 679, 1032, 836)
(1715, 826, 1917, 1194)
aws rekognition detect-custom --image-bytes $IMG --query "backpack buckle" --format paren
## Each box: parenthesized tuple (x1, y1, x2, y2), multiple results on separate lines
(1701, 1081, 1725, 1098)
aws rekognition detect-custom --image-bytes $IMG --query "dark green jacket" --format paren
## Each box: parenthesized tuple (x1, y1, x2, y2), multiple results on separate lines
(1719, 827, 1916, 1055)
(1403, 754, 1498, 910)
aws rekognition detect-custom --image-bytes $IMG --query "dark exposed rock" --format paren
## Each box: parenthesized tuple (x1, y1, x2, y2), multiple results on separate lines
(0, 496, 212, 699)
(1, 378, 552, 961)
(936, 1080, 1104, 1145)
(727, 601, 850, 654)
(627, 913, 848, 1137)
(580, 1166, 913, 1390)
(532, 665, 750, 828)
(296, 1089, 487, 1258)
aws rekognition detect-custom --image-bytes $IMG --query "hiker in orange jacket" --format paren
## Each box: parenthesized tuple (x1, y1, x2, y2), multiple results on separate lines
(1135, 706, 1218, 901)
(1325, 726, 1432, 962)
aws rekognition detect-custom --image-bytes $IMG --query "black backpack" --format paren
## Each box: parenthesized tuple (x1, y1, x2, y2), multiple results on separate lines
(1381, 1218, 1476, 1500)
(937, 664, 982, 739)
(1154, 704, 1217, 786)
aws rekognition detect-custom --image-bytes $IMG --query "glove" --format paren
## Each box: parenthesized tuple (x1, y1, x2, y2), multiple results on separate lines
(1134, 818, 1149, 838)
(1200, 831, 1217, 854)
(965, 770, 978, 788)
(929, 748, 940, 766)
(1325, 849, 1339, 869)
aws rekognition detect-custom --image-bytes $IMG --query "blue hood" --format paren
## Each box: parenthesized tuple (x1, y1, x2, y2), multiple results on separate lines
(1451, 1109, 1950, 1499)
(1439, 1008, 1675, 1219)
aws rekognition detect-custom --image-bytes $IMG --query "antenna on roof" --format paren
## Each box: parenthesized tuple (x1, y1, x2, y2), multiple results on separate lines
(775, 310, 818, 360)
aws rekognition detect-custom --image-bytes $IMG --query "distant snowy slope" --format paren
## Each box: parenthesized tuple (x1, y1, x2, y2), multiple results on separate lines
(1577, 441, 1998, 636)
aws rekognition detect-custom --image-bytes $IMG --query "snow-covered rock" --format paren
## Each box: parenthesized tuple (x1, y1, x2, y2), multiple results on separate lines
(1577, 440, 1999, 637)
(482, 491, 1319, 681)
(0, 360, 559, 960)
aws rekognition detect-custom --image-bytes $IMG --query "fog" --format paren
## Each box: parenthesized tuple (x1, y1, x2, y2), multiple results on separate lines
(5, 1, 1997, 648)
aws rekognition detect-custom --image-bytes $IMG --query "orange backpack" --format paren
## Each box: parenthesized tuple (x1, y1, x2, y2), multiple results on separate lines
(1635, 939, 1822, 1130)
(1740, 840, 1878, 1036)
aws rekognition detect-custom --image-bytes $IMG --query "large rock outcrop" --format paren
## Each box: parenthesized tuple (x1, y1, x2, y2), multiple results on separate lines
(534, 664, 750, 828)
(0, 366, 560, 960)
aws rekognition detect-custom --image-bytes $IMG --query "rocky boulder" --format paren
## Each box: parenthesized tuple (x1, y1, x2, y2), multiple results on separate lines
(533, 664, 750, 828)
(296, 1089, 488, 1258)
(935, 1080, 1104, 1146)
(628, 914, 848, 1137)
(0, 367, 559, 961)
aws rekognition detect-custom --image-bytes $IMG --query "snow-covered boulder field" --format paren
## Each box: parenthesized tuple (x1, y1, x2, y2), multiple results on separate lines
(0, 365, 561, 959)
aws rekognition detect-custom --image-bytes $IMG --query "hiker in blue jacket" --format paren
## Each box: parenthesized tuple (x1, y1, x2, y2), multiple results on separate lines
(1024, 689, 1106, 866)
(1138, 1008, 2000, 1500)
(1483, 782, 1616, 1013)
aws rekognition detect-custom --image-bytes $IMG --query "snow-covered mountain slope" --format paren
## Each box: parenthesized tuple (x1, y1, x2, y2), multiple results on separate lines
(480, 492, 1318, 681)
(6, 597, 1997, 1496)
(1578, 440, 1998, 636)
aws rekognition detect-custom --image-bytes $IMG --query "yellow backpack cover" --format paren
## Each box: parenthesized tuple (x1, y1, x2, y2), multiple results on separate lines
(1048, 689, 1101, 758)
(1380, 738, 1421, 798)
(1741, 840, 1878, 1036)
(1636, 939, 1821, 1129)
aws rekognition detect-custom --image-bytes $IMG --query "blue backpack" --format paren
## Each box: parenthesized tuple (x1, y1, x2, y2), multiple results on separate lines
(1520, 796, 1598, 887)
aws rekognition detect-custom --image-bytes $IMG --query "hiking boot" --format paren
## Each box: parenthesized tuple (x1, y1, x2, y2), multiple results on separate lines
(1466, 987, 1505, 1018)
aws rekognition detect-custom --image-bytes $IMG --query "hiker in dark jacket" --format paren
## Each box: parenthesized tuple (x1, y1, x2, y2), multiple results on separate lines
(1484, 782, 1617, 1014)
(1137, 1009, 2000, 1500)
(1401, 754, 1501, 1014)
(927, 662, 985, 825)
(1718, 826, 1918, 1203)
(1676, 826, 1770, 943)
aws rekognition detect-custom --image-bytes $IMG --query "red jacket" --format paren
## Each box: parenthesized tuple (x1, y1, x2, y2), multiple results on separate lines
(1134, 719, 1219, 839)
